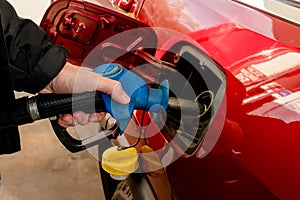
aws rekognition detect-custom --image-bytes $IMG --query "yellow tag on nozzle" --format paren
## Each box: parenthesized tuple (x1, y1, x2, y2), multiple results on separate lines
(101, 146, 138, 179)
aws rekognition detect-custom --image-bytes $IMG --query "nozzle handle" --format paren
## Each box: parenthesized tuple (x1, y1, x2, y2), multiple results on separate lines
(41, 92, 116, 153)
(11, 91, 107, 126)
(35, 91, 107, 119)
(11, 91, 112, 153)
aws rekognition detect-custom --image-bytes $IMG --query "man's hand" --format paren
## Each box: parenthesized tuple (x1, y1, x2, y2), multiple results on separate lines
(41, 62, 130, 128)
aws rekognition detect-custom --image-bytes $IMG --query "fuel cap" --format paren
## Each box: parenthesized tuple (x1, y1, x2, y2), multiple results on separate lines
(101, 146, 138, 180)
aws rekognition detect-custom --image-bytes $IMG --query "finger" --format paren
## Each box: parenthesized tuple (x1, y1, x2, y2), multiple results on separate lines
(58, 114, 75, 128)
(98, 77, 130, 104)
(88, 113, 106, 123)
(73, 111, 89, 125)
(49, 63, 130, 103)
(69, 67, 130, 104)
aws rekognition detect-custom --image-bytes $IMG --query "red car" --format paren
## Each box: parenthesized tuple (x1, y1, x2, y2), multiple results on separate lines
(41, 0, 300, 199)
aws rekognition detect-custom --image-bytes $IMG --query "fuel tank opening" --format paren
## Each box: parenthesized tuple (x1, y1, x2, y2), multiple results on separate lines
(146, 44, 226, 156)
(160, 90, 214, 155)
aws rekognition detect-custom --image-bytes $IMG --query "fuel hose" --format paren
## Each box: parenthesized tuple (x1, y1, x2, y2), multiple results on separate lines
(6, 91, 107, 128)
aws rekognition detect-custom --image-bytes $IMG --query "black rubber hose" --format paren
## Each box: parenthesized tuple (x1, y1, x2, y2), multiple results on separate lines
(10, 91, 107, 127)
(35, 91, 106, 119)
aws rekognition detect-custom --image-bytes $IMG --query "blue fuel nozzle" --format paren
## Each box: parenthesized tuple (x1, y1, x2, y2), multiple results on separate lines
(93, 63, 169, 134)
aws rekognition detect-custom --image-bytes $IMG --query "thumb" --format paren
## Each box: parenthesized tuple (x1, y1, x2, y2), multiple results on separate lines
(98, 76, 130, 104)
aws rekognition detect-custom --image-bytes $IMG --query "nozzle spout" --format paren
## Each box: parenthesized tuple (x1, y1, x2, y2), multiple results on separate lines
(168, 97, 205, 116)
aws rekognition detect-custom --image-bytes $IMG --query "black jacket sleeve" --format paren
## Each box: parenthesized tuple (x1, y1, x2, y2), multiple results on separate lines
(0, 0, 68, 94)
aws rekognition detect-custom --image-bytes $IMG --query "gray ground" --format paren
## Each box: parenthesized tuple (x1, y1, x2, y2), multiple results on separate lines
(0, 119, 105, 200)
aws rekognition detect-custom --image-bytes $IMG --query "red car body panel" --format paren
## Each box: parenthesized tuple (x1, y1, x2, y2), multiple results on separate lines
(137, 0, 300, 199)
(41, 0, 300, 199)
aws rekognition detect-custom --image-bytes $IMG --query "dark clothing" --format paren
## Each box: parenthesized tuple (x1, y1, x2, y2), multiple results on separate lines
(0, 11, 19, 154)
(0, 0, 68, 154)
(0, 0, 68, 93)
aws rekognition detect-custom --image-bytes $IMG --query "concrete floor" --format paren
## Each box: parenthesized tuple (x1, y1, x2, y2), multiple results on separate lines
(0, 119, 105, 200)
